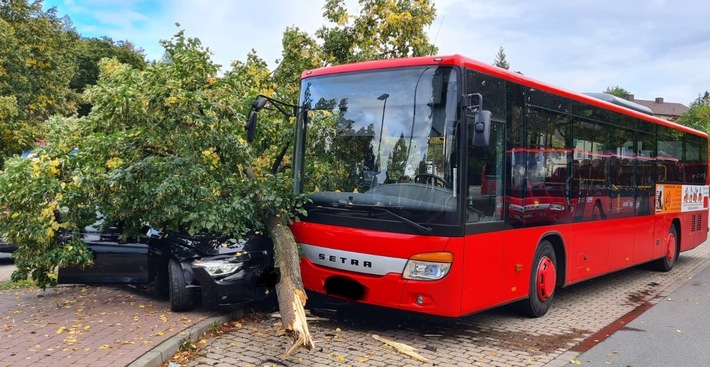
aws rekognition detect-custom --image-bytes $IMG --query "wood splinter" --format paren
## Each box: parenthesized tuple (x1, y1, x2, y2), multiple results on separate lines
(373, 334, 429, 363)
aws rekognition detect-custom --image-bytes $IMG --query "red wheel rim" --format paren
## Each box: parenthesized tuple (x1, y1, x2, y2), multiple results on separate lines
(536, 257, 556, 301)
(666, 233, 676, 262)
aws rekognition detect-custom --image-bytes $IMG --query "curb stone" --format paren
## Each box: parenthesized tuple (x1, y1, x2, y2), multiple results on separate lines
(128, 310, 243, 367)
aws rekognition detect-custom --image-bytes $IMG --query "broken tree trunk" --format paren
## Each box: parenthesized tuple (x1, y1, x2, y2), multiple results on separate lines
(265, 214, 315, 358)
(246, 166, 314, 358)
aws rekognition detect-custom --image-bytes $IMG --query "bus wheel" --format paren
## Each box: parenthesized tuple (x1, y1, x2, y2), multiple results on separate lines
(653, 225, 678, 272)
(521, 240, 557, 318)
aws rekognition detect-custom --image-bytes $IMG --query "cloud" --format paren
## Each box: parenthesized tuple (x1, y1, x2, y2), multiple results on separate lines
(432, 0, 710, 103)
(45, 0, 710, 104)
(161, 0, 334, 68)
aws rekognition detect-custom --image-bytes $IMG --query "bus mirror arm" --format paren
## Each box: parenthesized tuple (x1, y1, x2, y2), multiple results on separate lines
(245, 95, 298, 143)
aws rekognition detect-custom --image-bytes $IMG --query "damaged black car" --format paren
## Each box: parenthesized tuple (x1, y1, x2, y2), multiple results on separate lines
(57, 222, 278, 312)
(0, 237, 17, 253)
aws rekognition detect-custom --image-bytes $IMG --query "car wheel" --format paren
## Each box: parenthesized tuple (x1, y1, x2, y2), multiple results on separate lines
(168, 259, 195, 312)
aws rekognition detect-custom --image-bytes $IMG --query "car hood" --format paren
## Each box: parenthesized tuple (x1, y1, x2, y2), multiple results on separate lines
(165, 232, 273, 258)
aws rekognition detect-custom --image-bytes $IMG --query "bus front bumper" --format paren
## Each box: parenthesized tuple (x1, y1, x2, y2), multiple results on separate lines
(300, 257, 462, 317)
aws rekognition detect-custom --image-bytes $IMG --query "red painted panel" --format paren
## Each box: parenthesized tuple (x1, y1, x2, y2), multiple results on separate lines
(295, 211, 704, 317)
(459, 231, 504, 314)
(634, 219, 656, 263)
(291, 222, 451, 259)
(568, 223, 610, 283)
(608, 219, 635, 270)
(500, 227, 566, 303)
(294, 222, 466, 317)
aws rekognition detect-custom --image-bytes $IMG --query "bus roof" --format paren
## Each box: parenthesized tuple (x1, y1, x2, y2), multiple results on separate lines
(301, 55, 707, 139)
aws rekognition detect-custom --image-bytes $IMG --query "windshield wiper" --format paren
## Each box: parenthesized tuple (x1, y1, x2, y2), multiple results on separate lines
(376, 206, 433, 234)
(326, 203, 432, 234)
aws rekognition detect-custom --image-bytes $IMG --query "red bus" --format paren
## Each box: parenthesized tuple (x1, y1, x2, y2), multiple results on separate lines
(269, 55, 709, 318)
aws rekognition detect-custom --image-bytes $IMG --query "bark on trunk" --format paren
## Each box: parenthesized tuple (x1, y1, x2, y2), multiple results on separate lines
(244, 166, 313, 358)
(264, 214, 314, 358)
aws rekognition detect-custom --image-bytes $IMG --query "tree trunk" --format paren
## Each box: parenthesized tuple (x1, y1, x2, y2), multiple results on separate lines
(264, 214, 314, 358)
(244, 166, 313, 358)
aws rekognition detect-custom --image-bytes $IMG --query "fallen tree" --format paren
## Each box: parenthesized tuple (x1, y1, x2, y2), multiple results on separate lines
(0, 0, 439, 358)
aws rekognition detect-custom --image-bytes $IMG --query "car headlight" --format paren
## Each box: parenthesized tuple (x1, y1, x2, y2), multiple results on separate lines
(402, 252, 453, 281)
(194, 260, 241, 279)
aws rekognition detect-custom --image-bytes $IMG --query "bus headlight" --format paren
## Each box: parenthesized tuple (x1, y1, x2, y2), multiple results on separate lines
(194, 260, 241, 279)
(402, 252, 453, 281)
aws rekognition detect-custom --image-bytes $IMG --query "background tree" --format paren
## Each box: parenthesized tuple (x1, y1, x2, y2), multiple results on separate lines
(317, 0, 438, 64)
(71, 36, 147, 116)
(604, 85, 632, 99)
(387, 133, 408, 180)
(0, 0, 78, 167)
(677, 91, 710, 132)
(493, 46, 510, 70)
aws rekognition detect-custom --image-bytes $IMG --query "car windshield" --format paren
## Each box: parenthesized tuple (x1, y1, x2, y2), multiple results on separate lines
(296, 66, 460, 225)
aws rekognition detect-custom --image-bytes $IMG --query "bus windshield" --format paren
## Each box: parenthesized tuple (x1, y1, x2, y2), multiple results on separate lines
(296, 66, 460, 225)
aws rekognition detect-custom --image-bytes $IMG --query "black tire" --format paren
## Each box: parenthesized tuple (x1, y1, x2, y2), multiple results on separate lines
(520, 240, 557, 318)
(168, 259, 195, 312)
(652, 225, 679, 272)
(155, 261, 170, 299)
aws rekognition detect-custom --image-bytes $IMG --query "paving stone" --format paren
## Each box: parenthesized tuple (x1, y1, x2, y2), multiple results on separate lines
(2, 239, 708, 367)
(181, 241, 710, 367)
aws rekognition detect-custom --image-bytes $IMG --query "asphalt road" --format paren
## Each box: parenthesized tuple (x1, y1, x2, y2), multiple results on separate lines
(568, 263, 710, 366)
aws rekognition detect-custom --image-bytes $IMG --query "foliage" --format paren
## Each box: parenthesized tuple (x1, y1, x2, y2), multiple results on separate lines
(604, 85, 631, 99)
(317, 0, 438, 64)
(0, 31, 308, 288)
(677, 91, 710, 132)
(493, 46, 510, 70)
(0, 0, 79, 165)
(0, 0, 441, 288)
(71, 36, 147, 116)
(0, 277, 35, 290)
(0, 141, 92, 286)
(386, 134, 409, 180)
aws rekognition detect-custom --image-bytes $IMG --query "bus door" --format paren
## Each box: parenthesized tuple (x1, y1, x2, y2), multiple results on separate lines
(463, 118, 508, 312)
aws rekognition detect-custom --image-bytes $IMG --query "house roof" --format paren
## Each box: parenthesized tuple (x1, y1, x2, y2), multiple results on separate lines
(625, 95, 689, 119)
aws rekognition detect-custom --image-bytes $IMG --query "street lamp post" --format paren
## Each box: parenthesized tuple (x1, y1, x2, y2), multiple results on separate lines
(376, 93, 389, 170)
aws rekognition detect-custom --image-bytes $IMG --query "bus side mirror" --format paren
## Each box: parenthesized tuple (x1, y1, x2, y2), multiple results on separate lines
(245, 111, 257, 142)
(245, 97, 268, 143)
(472, 110, 492, 147)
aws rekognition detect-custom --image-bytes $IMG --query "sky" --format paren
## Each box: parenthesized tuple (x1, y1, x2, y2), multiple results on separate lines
(42, 0, 710, 106)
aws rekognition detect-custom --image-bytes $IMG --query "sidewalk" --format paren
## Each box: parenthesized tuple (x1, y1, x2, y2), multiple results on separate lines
(0, 279, 226, 367)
